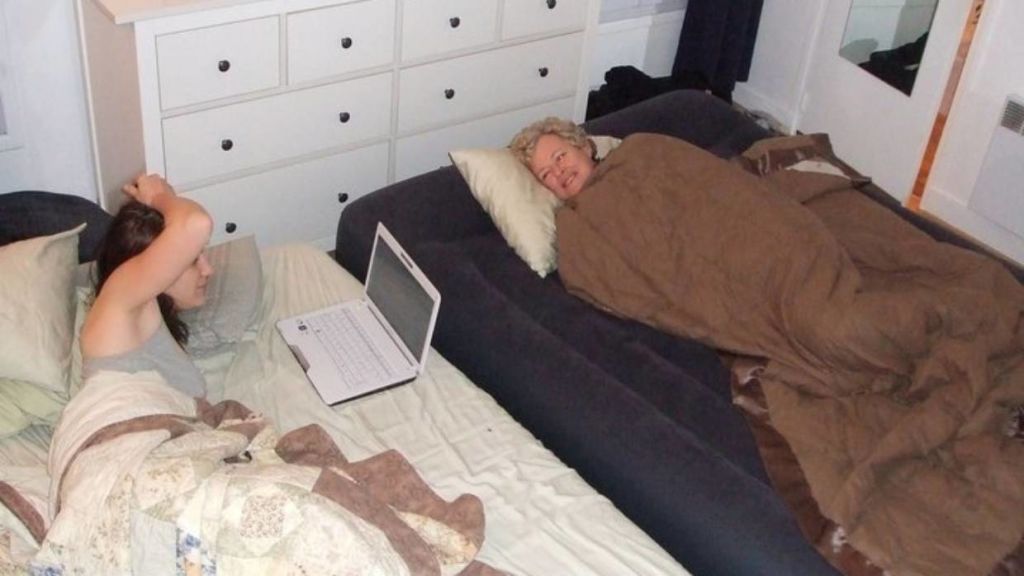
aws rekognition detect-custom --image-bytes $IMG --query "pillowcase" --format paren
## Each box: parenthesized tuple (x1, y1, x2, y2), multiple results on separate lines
(180, 234, 264, 357)
(0, 224, 83, 395)
(734, 133, 872, 187)
(0, 381, 64, 438)
(68, 285, 92, 399)
(450, 136, 621, 277)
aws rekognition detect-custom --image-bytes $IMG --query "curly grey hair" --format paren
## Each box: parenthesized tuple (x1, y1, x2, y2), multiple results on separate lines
(508, 117, 593, 166)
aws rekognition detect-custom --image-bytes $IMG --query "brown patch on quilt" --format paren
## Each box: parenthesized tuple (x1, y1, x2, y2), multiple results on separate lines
(0, 481, 46, 544)
(195, 398, 255, 428)
(313, 468, 440, 576)
(275, 423, 350, 468)
(346, 450, 486, 550)
(197, 399, 266, 448)
(277, 425, 489, 573)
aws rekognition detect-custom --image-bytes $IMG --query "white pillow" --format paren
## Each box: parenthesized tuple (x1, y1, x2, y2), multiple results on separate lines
(180, 234, 263, 357)
(0, 225, 84, 395)
(450, 136, 621, 277)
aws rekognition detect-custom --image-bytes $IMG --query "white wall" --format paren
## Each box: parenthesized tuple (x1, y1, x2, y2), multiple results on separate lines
(0, 0, 95, 200)
(588, 0, 685, 88)
(733, 0, 825, 133)
(922, 0, 1024, 264)
(588, 9, 684, 88)
(736, 0, 1024, 264)
(797, 0, 971, 202)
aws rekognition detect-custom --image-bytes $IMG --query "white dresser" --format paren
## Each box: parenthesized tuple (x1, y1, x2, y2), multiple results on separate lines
(76, 0, 599, 248)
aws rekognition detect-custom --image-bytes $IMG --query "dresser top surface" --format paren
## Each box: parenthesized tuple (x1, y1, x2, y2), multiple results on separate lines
(88, 0, 266, 24)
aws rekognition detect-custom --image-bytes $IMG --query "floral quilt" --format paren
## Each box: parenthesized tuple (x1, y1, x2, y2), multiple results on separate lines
(0, 369, 506, 576)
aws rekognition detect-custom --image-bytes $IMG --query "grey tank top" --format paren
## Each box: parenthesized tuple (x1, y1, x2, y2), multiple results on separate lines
(83, 320, 207, 397)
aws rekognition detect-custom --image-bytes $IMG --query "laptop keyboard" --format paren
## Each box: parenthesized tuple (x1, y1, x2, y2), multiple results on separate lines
(307, 308, 394, 388)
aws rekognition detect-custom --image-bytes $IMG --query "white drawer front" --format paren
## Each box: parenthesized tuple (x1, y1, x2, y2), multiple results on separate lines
(288, 0, 396, 85)
(156, 17, 280, 110)
(502, 0, 588, 39)
(398, 33, 582, 134)
(402, 0, 499, 61)
(186, 143, 389, 248)
(396, 97, 574, 181)
(164, 73, 392, 185)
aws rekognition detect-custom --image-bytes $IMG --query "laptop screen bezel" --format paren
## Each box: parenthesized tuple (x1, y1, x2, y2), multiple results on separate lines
(362, 222, 441, 372)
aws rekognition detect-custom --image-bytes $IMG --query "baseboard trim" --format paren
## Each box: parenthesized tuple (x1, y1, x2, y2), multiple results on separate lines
(920, 186, 1024, 265)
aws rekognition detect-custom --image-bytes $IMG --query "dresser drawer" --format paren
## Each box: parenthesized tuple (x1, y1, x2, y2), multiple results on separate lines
(502, 0, 588, 39)
(288, 0, 396, 85)
(186, 143, 389, 248)
(402, 0, 499, 61)
(163, 72, 392, 185)
(156, 17, 280, 110)
(395, 97, 573, 181)
(398, 33, 582, 134)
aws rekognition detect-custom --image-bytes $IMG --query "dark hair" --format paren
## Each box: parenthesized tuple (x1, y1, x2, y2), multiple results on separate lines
(95, 201, 189, 345)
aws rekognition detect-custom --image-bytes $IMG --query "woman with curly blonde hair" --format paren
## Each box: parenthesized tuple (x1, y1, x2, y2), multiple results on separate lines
(509, 117, 597, 201)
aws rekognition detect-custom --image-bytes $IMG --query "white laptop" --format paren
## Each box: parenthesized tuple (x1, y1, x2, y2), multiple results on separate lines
(276, 223, 441, 405)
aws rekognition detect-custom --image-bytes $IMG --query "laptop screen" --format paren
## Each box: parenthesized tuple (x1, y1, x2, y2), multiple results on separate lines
(365, 235, 435, 361)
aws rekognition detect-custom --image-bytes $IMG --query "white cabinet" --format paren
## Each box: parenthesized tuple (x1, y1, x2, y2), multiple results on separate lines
(395, 96, 575, 180)
(398, 33, 583, 133)
(401, 0, 499, 61)
(503, 0, 589, 39)
(287, 0, 397, 84)
(155, 17, 281, 109)
(77, 0, 598, 249)
(162, 72, 392, 184)
(188, 143, 390, 247)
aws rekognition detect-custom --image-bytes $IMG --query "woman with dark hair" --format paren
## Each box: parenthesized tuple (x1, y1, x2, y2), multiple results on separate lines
(81, 174, 213, 397)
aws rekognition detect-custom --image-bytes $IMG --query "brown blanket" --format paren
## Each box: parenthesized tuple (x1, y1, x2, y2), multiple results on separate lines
(557, 133, 1024, 576)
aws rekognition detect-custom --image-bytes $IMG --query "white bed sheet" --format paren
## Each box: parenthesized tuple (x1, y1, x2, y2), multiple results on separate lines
(212, 244, 689, 576)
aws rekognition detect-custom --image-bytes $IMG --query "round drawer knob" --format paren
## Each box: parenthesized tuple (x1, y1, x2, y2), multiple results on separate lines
(538, 67, 549, 78)
(449, 16, 461, 28)
(339, 112, 351, 123)
(546, 0, 557, 9)
(225, 222, 237, 234)
(341, 37, 353, 49)
(220, 139, 234, 151)
(444, 88, 455, 100)
(338, 192, 349, 204)
(217, 59, 231, 73)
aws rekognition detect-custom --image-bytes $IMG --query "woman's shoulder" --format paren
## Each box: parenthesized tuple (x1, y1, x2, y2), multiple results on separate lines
(81, 295, 163, 359)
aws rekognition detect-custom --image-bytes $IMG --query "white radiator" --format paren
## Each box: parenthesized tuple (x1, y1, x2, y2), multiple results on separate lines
(968, 95, 1024, 237)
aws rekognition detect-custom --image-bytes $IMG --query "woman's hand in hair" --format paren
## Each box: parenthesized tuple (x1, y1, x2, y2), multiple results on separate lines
(123, 174, 176, 208)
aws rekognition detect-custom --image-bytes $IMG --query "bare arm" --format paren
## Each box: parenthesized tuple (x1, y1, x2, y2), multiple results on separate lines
(100, 175, 213, 312)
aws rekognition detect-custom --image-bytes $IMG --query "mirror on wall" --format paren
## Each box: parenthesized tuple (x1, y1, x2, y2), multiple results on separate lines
(838, 0, 939, 96)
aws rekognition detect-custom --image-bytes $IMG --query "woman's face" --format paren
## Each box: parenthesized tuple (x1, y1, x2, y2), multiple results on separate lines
(529, 134, 596, 200)
(165, 252, 214, 310)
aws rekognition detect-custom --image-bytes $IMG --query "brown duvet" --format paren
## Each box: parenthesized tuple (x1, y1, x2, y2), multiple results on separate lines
(556, 133, 1024, 576)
